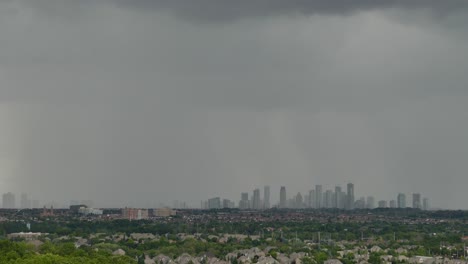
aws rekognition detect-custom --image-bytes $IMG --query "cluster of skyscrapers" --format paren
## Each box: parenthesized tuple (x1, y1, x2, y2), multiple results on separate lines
(278, 184, 356, 209)
(238, 186, 270, 210)
(1, 192, 94, 209)
(4, 185, 429, 211)
(203, 183, 430, 211)
(2, 192, 41, 209)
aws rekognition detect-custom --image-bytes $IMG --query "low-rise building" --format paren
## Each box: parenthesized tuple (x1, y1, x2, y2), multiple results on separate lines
(8, 232, 48, 241)
(122, 208, 149, 220)
(79, 207, 103, 215)
(154, 208, 176, 217)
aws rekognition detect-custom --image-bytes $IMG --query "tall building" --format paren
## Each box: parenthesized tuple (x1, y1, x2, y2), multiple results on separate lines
(346, 183, 355, 210)
(264, 186, 270, 209)
(324, 190, 333, 208)
(355, 197, 366, 209)
(334, 186, 342, 208)
(2, 192, 15, 209)
(295, 192, 303, 208)
(279, 186, 286, 208)
(223, 199, 234, 208)
(315, 185, 323, 209)
(20, 193, 31, 209)
(422, 198, 429, 211)
(389, 200, 397, 208)
(239, 192, 249, 209)
(412, 193, 421, 209)
(252, 189, 261, 210)
(397, 193, 406, 208)
(366, 196, 375, 209)
(378, 200, 387, 208)
(309, 190, 315, 208)
(208, 197, 221, 209)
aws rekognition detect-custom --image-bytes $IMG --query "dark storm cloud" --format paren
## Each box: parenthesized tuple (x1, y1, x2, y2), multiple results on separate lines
(1, 0, 468, 209)
(111, 0, 468, 21)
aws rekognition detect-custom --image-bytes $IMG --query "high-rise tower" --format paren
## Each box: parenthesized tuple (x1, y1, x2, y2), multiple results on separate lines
(295, 192, 303, 208)
(366, 196, 375, 209)
(412, 193, 421, 209)
(334, 186, 342, 208)
(239, 192, 249, 209)
(309, 190, 315, 208)
(279, 186, 286, 208)
(315, 185, 322, 208)
(422, 198, 429, 210)
(2, 192, 15, 209)
(253, 189, 261, 210)
(346, 183, 355, 210)
(397, 193, 406, 208)
(264, 186, 270, 209)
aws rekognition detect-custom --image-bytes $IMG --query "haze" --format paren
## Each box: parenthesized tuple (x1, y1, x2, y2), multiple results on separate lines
(1, 0, 468, 209)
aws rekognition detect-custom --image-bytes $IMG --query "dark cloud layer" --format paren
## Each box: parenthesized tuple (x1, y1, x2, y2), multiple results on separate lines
(0, 0, 468, 209)
(112, 0, 468, 21)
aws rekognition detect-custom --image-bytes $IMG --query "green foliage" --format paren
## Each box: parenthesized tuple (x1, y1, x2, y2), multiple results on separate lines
(1, 210, 468, 263)
(302, 256, 316, 264)
(314, 252, 328, 264)
(341, 252, 356, 264)
(369, 253, 382, 264)
(0, 238, 137, 264)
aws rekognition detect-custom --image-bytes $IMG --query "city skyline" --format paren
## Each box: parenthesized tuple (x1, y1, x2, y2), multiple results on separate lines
(2, 183, 432, 210)
(201, 182, 431, 210)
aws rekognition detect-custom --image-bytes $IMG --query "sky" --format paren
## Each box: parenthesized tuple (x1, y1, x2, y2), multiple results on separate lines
(1, 0, 468, 209)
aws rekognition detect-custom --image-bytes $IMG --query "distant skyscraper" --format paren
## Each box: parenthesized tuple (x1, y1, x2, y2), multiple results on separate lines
(412, 193, 421, 209)
(309, 190, 315, 208)
(334, 186, 342, 208)
(422, 198, 429, 211)
(355, 197, 366, 209)
(315, 185, 323, 208)
(378, 200, 387, 208)
(208, 197, 221, 209)
(346, 183, 355, 210)
(397, 193, 406, 208)
(324, 190, 333, 208)
(253, 189, 261, 210)
(2, 192, 15, 209)
(20, 193, 31, 209)
(280, 186, 286, 208)
(239, 192, 249, 209)
(264, 186, 270, 209)
(389, 200, 397, 208)
(295, 192, 303, 208)
(366, 196, 375, 209)
(223, 199, 234, 208)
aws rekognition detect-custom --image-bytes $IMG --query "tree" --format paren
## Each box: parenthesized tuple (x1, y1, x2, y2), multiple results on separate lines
(369, 253, 382, 264)
(314, 252, 328, 264)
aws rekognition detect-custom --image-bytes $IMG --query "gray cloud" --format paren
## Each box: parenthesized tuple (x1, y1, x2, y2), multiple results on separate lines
(110, 0, 468, 21)
(0, 1, 467, 209)
(6, 0, 468, 22)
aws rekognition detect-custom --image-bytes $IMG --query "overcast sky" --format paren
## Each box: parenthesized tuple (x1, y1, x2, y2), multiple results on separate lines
(1, 0, 468, 209)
